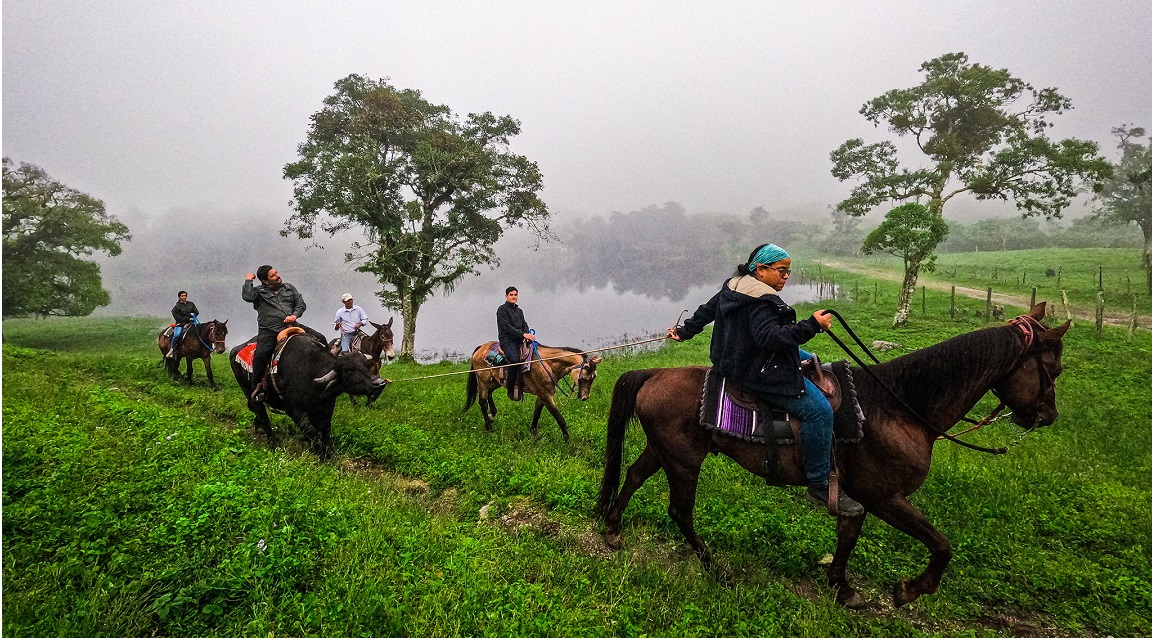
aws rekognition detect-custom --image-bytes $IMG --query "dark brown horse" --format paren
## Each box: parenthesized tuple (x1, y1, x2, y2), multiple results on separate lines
(465, 341, 602, 441)
(328, 318, 396, 373)
(157, 319, 229, 390)
(596, 304, 1068, 609)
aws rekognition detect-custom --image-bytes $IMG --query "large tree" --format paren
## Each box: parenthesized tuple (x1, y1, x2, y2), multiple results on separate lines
(1093, 125, 1152, 294)
(283, 75, 551, 359)
(861, 203, 949, 325)
(2, 158, 130, 318)
(830, 52, 1111, 325)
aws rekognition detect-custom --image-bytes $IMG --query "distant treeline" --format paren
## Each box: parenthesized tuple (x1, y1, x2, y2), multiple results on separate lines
(937, 216, 1142, 253)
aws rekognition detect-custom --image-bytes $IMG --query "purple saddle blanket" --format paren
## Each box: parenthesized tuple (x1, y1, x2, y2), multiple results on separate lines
(699, 366, 864, 445)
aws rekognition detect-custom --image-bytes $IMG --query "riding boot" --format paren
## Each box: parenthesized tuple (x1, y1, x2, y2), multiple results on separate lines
(806, 485, 864, 517)
(506, 366, 521, 401)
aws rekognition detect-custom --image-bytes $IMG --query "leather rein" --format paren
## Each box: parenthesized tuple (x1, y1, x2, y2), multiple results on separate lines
(822, 310, 1047, 455)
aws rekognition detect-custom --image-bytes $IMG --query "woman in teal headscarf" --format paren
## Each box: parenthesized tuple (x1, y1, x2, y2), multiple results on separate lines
(668, 242, 863, 516)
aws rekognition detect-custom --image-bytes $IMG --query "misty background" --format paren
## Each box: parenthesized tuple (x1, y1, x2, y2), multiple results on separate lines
(4, 1, 1149, 355)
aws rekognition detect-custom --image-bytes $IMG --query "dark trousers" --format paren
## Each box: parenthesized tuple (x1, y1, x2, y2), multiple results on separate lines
(500, 339, 523, 389)
(251, 323, 327, 383)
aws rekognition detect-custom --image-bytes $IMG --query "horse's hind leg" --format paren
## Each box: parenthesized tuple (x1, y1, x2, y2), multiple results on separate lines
(869, 496, 952, 607)
(478, 383, 496, 431)
(829, 513, 868, 609)
(183, 357, 194, 384)
(604, 444, 663, 550)
(664, 460, 714, 572)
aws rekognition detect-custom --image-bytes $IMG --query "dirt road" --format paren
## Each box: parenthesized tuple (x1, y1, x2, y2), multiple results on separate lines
(816, 261, 1140, 330)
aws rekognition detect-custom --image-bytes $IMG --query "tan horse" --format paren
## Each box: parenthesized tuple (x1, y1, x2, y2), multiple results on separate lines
(465, 341, 602, 441)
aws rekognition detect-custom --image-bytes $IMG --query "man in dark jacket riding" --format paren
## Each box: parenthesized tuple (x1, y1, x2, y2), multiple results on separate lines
(242, 265, 325, 401)
(166, 290, 200, 358)
(496, 286, 535, 401)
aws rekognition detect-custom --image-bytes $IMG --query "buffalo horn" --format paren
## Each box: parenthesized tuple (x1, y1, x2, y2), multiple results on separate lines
(313, 370, 338, 385)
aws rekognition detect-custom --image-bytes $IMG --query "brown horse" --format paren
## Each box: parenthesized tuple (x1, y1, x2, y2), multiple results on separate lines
(328, 318, 396, 373)
(465, 341, 602, 441)
(157, 319, 229, 390)
(596, 304, 1068, 609)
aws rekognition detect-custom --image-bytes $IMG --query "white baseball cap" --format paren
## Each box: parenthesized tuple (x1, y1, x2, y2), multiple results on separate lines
(341, 293, 353, 302)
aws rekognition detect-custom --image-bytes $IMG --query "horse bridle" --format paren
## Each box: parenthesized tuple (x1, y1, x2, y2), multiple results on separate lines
(195, 321, 226, 353)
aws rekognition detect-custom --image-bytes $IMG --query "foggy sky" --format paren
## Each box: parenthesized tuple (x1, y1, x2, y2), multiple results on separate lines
(4, 1, 1151, 221)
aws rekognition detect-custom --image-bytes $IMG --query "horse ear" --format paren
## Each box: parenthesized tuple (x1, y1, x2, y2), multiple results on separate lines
(386, 317, 394, 328)
(221, 319, 228, 326)
(1028, 302, 1047, 321)
(592, 356, 603, 364)
(1043, 320, 1071, 341)
(370, 321, 383, 330)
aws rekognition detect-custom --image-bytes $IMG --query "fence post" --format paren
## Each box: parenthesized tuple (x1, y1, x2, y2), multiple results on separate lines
(950, 285, 956, 319)
(1098, 265, 1103, 290)
(985, 287, 993, 322)
(1057, 266, 1062, 289)
(1061, 290, 1074, 327)
(1095, 290, 1105, 337)
(921, 285, 926, 315)
(874, 282, 879, 305)
(1030, 286, 1037, 309)
(1129, 297, 1139, 343)
(1022, 268, 1027, 285)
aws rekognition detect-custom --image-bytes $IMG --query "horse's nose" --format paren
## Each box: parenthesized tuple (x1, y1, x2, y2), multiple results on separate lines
(371, 377, 389, 388)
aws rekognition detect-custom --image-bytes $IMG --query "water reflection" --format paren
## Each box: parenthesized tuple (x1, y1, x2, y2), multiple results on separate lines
(409, 281, 832, 362)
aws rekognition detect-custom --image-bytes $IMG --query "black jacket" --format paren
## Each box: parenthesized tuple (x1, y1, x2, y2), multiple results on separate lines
(676, 275, 823, 397)
(496, 301, 529, 344)
(172, 300, 199, 324)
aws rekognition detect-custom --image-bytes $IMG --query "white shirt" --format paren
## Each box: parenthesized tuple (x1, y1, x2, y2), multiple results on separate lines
(333, 305, 369, 334)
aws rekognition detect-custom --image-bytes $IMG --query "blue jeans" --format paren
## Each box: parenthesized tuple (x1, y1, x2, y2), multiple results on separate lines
(340, 332, 356, 353)
(765, 376, 834, 489)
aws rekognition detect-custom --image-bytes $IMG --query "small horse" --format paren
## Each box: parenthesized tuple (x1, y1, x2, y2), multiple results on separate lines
(157, 319, 229, 390)
(596, 304, 1068, 609)
(465, 341, 602, 441)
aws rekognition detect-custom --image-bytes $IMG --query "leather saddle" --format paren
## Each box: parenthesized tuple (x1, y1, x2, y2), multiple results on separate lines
(700, 355, 863, 445)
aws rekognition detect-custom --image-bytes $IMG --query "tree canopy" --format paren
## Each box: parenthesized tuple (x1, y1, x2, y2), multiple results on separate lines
(1093, 125, 1152, 293)
(830, 52, 1111, 324)
(2, 158, 130, 318)
(283, 75, 551, 358)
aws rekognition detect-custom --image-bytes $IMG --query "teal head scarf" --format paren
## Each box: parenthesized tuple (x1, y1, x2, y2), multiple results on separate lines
(747, 243, 789, 269)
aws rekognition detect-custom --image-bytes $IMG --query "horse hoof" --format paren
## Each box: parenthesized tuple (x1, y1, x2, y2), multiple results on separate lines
(893, 581, 916, 607)
(604, 532, 623, 550)
(837, 589, 866, 609)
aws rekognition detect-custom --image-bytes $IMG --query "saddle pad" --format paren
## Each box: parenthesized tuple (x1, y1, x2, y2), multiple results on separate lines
(700, 365, 865, 445)
(235, 343, 257, 373)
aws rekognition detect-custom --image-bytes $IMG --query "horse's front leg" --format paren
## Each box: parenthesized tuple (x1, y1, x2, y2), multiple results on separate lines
(663, 455, 714, 572)
(183, 357, 194, 384)
(869, 496, 952, 607)
(535, 394, 569, 442)
(829, 512, 868, 609)
(204, 356, 219, 391)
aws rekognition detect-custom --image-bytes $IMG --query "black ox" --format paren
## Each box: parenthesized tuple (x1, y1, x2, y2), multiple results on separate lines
(230, 331, 388, 458)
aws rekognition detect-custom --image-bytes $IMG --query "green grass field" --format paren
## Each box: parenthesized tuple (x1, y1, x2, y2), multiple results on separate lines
(4, 263, 1151, 637)
(810, 247, 1151, 321)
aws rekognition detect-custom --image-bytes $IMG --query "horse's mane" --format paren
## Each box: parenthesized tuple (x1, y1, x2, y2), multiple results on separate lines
(863, 324, 1020, 417)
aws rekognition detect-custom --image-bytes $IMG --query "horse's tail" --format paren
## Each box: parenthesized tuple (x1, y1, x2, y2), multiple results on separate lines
(464, 363, 479, 412)
(596, 368, 656, 519)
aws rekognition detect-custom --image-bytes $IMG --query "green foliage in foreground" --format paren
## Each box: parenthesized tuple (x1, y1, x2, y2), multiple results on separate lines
(4, 295, 1151, 636)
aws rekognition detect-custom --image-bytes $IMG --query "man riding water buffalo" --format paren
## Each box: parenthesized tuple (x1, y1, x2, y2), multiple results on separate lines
(242, 265, 327, 402)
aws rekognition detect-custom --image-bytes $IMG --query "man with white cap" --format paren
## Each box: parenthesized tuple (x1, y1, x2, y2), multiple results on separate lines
(333, 293, 369, 353)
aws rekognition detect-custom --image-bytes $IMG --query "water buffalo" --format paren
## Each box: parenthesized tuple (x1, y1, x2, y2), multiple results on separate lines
(230, 330, 388, 458)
